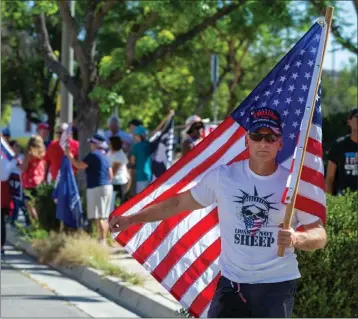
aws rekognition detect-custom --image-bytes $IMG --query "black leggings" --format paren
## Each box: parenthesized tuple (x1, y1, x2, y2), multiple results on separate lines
(113, 184, 127, 204)
(1, 209, 8, 248)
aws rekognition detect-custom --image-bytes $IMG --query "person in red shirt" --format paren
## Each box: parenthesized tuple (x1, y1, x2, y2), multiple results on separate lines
(45, 123, 79, 181)
(20, 135, 46, 221)
(1, 136, 16, 255)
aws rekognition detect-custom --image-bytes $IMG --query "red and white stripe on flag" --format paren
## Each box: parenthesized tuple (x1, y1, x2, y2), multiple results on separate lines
(111, 117, 247, 317)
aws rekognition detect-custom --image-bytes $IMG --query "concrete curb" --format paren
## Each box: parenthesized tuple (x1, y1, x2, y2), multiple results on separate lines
(6, 227, 182, 318)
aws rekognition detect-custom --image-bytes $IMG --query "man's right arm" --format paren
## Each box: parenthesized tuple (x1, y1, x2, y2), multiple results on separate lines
(109, 190, 203, 232)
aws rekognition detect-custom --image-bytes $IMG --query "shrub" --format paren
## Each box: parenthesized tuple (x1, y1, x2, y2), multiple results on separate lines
(32, 231, 66, 264)
(33, 183, 60, 232)
(31, 230, 143, 285)
(294, 191, 358, 317)
(53, 231, 109, 267)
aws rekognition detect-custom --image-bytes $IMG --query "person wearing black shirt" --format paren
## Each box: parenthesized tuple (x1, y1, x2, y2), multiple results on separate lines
(326, 108, 358, 195)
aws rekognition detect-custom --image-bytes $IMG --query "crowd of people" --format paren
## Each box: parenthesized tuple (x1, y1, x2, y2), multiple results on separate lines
(0, 113, 174, 254)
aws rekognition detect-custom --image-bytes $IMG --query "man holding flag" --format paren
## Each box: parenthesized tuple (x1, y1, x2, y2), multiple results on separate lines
(110, 107, 327, 317)
(109, 11, 330, 319)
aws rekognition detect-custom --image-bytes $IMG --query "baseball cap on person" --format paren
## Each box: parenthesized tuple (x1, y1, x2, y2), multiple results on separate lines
(2, 128, 11, 137)
(88, 133, 108, 149)
(348, 108, 358, 119)
(185, 115, 204, 134)
(133, 125, 148, 136)
(55, 123, 69, 134)
(37, 122, 50, 131)
(248, 107, 283, 135)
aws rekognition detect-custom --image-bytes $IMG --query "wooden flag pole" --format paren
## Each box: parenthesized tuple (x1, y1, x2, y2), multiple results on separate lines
(277, 7, 334, 257)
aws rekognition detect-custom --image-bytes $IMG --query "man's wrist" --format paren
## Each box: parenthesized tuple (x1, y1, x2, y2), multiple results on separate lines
(292, 231, 307, 249)
(127, 215, 135, 225)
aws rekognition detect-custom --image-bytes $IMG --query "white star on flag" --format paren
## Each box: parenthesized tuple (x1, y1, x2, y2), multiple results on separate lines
(295, 109, 302, 116)
(292, 121, 299, 128)
(269, 80, 275, 86)
(282, 122, 286, 128)
(308, 60, 314, 67)
(273, 100, 279, 106)
(284, 64, 290, 71)
(277, 87, 283, 94)
(240, 111, 245, 116)
(298, 97, 305, 104)
(301, 84, 308, 92)
(285, 97, 292, 104)
(304, 72, 312, 79)
(288, 85, 295, 92)
(299, 49, 306, 55)
(314, 34, 320, 41)
(279, 76, 286, 82)
(289, 133, 296, 139)
(295, 61, 302, 67)
(283, 109, 289, 116)
(254, 96, 259, 101)
(264, 90, 271, 96)
(262, 101, 267, 107)
(291, 73, 299, 79)
(311, 47, 317, 54)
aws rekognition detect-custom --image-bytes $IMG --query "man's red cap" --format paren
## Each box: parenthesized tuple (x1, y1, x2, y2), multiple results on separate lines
(37, 122, 50, 130)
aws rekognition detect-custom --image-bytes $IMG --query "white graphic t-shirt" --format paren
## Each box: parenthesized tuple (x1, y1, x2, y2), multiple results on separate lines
(107, 149, 129, 185)
(190, 160, 319, 284)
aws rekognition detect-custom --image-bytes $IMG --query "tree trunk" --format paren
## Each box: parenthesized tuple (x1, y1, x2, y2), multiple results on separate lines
(75, 96, 99, 192)
(42, 95, 56, 140)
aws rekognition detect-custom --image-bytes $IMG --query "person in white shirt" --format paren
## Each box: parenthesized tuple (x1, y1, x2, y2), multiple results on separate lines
(8, 140, 30, 226)
(104, 116, 133, 154)
(107, 136, 130, 211)
(109, 107, 327, 318)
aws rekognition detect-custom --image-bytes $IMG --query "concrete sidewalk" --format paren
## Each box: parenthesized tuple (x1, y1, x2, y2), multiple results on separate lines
(108, 245, 178, 304)
(5, 225, 183, 318)
(2, 245, 139, 317)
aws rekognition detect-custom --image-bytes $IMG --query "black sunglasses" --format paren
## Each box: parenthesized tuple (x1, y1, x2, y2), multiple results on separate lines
(249, 132, 281, 143)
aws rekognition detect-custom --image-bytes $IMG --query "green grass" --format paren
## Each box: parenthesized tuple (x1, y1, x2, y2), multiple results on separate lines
(88, 258, 143, 285)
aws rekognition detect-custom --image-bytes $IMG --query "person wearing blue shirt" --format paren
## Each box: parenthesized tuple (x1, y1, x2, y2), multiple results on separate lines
(130, 126, 152, 194)
(65, 134, 113, 246)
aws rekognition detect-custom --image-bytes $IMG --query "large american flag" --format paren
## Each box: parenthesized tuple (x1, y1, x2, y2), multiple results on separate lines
(110, 21, 327, 317)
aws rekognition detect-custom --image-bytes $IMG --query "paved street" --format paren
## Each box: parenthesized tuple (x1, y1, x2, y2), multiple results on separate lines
(1, 245, 140, 318)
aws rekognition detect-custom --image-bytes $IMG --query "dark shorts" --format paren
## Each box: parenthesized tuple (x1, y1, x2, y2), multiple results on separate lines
(208, 276, 296, 318)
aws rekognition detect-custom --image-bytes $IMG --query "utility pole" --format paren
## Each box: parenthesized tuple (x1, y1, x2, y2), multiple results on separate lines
(211, 54, 219, 124)
(60, 0, 75, 124)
